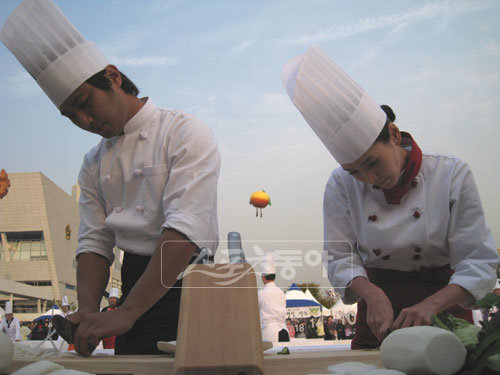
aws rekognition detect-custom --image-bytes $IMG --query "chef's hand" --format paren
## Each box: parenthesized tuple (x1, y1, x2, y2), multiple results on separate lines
(72, 308, 135, 357)
(391, 300, 435, 331)
(365, 289, 394, 342)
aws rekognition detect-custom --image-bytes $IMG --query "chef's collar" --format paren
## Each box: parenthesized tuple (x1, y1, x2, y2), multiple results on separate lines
(381, 132, 422, 205)
(122, 97, 155, 135)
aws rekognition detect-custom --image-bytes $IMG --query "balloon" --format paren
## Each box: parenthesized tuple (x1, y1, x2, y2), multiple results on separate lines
(0, 169, 10, 199)
(249, 190, 271, 218)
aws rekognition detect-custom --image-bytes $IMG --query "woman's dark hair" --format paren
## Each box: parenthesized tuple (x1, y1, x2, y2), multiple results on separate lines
(86, 68, 139, 96)
(374, 104, 396, 143)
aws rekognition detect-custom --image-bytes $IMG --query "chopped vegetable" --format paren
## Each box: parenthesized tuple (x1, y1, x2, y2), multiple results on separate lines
(327, 361, 378, 375)
(380, 326, 466, 375)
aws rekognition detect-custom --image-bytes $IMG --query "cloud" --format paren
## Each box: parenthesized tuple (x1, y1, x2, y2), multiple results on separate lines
(482, 41, 500, 57)
(229, 40, 253, 57)
(276, 0, 499, 45)
(109, 55, 178, 67)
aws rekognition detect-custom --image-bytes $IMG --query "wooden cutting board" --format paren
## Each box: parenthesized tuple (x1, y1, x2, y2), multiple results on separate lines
(7, 350, 383, 375)
(174, 263, 264, 375)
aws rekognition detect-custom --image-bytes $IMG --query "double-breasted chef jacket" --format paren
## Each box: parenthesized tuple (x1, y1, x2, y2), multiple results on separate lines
(1, 316, 21, 341)
(76, 98, 220, 263)
(258, 282, 287, 342)
(324, 134, 499, 306)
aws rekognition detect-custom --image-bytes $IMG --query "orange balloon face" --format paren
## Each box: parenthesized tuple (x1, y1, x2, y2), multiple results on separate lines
(250, 191, 270, 208)
(0, 169, 10, 199)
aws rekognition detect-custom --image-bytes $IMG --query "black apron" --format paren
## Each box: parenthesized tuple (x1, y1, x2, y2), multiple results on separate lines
(115, 252, 197, 354)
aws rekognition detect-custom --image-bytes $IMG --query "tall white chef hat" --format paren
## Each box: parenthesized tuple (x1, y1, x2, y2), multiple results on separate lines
(61, 296, 69, 307)
(282, 45, 387, 165)
(261, 253, 276, 276)
(109, 287, 119, 299)
(0, 0, 108, 108)
(5, 301, 13, 314)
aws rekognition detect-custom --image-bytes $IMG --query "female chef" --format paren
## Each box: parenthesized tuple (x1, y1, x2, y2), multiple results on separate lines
(282, 45, 499, 349)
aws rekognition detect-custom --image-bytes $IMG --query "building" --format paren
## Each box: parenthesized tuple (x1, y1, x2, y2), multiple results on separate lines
(0, 172, 121, 321)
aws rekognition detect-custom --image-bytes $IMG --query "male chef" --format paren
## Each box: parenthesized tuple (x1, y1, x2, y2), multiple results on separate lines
(1, 0, 220, 356)
(100, 287, 119, 350)
(258, 254, 289, 342)
(60, 296, 71, 318)
(1, 302, 21, 342)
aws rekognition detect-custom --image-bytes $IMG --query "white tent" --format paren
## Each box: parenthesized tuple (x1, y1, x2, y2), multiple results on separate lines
(285, 284, 322, 318)
(329, 297, 357, 324)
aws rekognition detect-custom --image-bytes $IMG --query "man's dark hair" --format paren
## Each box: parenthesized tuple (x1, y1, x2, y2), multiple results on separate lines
(86, 68, 139, 96)
(263, 274, 276, 281)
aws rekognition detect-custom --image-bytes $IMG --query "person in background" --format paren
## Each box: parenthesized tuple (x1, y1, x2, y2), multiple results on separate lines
(315, 316, 325, 338)
(258, 254, 289, 342)
(1, 0, 219, 356)
(19, 321, 31, 341)
(324, 316, 335, 341)
(286, 318, 295, 338)
(282, 45, 499, 349)
(1, 302, 21, 341)
(100, 288, 119, 349)
(60, 296, 72, 318)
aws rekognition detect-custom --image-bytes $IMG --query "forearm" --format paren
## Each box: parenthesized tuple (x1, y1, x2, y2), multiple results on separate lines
(421, 283, 474, 313)
(348, 276, 387, 304)
(119, 228, 197, 321)
(76, 252, 110, 313)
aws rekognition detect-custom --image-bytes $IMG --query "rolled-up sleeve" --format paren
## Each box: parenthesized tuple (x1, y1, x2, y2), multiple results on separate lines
(161, 115, 220, 253)
(323, 171, 367, 304)
(76, 151, 116, 265)
(447, 161, 499, 304)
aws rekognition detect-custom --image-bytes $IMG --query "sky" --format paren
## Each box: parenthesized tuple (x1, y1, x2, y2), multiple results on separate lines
(1, 0, 499, 291)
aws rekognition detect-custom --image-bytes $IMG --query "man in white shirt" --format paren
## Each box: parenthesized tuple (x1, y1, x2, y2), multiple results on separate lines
(1, 0, 219, 356)
(258, 254, 289, 342)
(1, 302, 21, 342)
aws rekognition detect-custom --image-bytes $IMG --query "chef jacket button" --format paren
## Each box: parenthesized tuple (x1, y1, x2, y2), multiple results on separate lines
(372, 185, 380, 190)
(105, 175, 112, 182)
(414, 247, 422, 253)
(382, 255, 390, 261)
(413, 211, 421, 219)
(368, 215, 378, 222)
(372, 249, 381, 256)
(114, 206, 122, 213)
(139, 131, 148, 140)
(413, 254, 421, 261)
(105, 140, 112, 149)
(135, 168, 143, 176)
(411, 180, 418, 187)
(136, 205, 144, 213)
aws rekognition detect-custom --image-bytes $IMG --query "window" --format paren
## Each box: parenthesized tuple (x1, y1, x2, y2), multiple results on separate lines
(3, 231, 47, 261)
(65, 284, 76, 290)
(19, 280, 52, 286)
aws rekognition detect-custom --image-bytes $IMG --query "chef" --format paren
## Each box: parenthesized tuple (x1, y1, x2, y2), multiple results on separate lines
(258, 254, 289, 342)
(1, 302, 21, 342)
(282, 45, 499, 349)
(59, 296, 71, 318)
(1, 0, 220, 356)
(100, 287, 119, 350)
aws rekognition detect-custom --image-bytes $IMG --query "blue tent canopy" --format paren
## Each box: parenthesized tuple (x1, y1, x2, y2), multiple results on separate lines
(286, 283, 321, 307)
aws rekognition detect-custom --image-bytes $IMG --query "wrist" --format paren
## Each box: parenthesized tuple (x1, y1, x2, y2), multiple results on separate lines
(118, 301, 143, 322)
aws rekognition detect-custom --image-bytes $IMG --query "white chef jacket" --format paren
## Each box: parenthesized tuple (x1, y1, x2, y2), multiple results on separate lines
(258, 282, 287, 342)
(324, 152, 498, 305)
(76, 98, 220, 263)
(1, 316, 21, 341)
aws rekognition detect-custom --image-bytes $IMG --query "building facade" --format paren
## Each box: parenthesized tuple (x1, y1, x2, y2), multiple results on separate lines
(0, 172, 121, 321)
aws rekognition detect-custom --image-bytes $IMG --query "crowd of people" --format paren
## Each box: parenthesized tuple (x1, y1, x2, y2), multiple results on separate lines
(285, 316, 355, 341)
